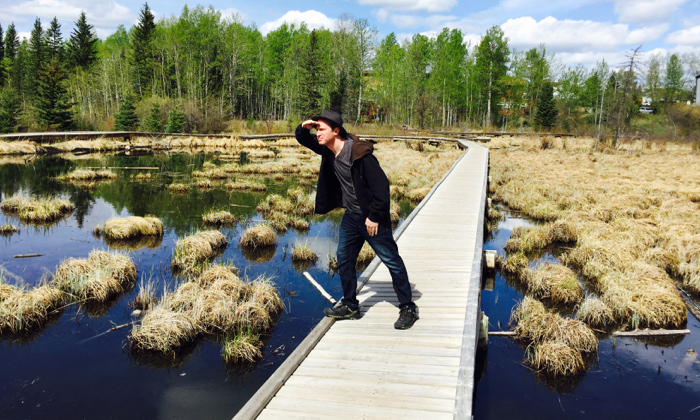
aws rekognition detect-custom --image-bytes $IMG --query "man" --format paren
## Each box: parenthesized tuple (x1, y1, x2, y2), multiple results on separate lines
(296, 110, 419, 330)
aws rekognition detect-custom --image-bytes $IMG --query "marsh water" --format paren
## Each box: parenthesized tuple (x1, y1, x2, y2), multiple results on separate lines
(0, 152, 359, 419)
(2, 153, 700, 420)
(475, 212, 700, 420)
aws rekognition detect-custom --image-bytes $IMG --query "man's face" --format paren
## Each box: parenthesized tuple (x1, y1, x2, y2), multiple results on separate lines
(315, 119, 339, 146)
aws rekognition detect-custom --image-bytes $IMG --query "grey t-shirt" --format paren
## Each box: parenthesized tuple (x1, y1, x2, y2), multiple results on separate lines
(333, 138, 363, 214)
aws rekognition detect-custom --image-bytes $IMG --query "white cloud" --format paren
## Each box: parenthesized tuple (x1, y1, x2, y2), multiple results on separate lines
(259, 10, 337, 35)
(358, 0, 457, 13)
(502, 16, 667, 54)
(0, 0, 135, 39)
(613, 0, 688, 25)
(666, 25, 700, 49)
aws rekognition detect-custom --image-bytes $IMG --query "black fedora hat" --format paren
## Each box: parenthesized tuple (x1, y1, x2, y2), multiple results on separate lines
(311, 110, 343, 130)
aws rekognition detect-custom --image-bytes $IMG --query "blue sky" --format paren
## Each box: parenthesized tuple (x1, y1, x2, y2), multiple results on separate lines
(1, 0, 699, 70)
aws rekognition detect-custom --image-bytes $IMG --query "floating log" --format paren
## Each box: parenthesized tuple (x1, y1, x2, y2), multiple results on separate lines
(612, 329, 690, 337)
(303, 271, 337, 304)
(489, 329, 690, 338)
(14, 253, 44, 258)
(488, 331, 516, 336)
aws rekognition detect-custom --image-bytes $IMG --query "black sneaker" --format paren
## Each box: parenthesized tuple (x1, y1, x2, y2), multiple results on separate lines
(324, 303, 360, 319)
(394, 305, 419, 329)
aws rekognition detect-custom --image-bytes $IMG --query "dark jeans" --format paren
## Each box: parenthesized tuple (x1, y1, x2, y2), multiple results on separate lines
(336, 211, 414, 308)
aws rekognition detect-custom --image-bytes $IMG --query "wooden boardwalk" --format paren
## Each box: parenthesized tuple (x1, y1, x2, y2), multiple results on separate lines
(235, 141, 489, 420)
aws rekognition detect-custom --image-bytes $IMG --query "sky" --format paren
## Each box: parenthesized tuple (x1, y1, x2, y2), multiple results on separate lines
(1, 0, 699, 71)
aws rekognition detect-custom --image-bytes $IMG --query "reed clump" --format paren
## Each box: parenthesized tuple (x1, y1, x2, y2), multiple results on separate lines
(53, 250, 137, 302)
(239, 224, 277, 249)
(511, 296, 597, 377)
(0, 281, 66, 335)
(357, 242, 376, 267)
(202, 210, 236, 226)
(1, 195, 73, 224)
(529, 263, 584, 306)
(171, 230, 228, 274)
(0, 223, 19, 236)
(168, 183, 191, 193)
(129, 270, 281, 363)
(102, 216, 164, 240)
(56, 169, 117, 182)
(577, 296, 615, 329)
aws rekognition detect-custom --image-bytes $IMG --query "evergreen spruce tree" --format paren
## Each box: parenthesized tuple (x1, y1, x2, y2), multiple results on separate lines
(165, 106, 185, 133)
(35, 58, 74, 130)
(141, 102, 164, 132)
(0, 87, 20, 133)
(27, 18, 46, 97)
(114, 94, 140, 131)
(131, 3, 156, 95)
(534, 82, 558, 130)
(4, 24, 18, 60)
(46, 17, 63, 61)
(299, 30, 322, 117)
(67, 11, 98, 70)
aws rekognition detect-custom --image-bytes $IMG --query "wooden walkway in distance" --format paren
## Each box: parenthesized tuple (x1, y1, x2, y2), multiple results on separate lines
(234, 140, 490, 420)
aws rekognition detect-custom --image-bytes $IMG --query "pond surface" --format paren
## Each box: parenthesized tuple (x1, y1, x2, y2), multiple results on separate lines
(474, 211, 700, 420)
(0, 152, 397, 420)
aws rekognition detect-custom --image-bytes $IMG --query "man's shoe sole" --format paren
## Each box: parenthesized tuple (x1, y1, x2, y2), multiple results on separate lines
(324, 309, 360, 320)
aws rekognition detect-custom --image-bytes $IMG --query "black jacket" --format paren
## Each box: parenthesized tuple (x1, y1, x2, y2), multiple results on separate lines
(295, 124, 392, 228)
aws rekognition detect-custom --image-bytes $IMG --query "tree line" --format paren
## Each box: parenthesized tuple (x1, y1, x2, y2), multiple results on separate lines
(0, 3, 697, 138)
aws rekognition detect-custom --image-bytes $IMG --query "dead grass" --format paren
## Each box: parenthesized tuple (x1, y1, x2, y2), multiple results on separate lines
(171, 230, 228, 274)
(222, 330, 262, 363)
(577, 296, 615, 329)
(529, 341, 585, 377)
(202, 210, 236, 226)
(102, 216, 163, 240)
(56, 169, 117, 182)
(129, 271, 281, 362)
(0, 281, 66, 334)
(53, 250, 137, 302)
(239, 224, 277, 249)
(291, 244, 318, 263)
(224, 180, 267, 192)
(0, 140, 37, 155)
(529, 263, 584, 306)
(490, 136, 696, 329)
(1, 195, 73, 224)
(168, 183, 191, 193)
(357, 242, 376, 266)
(0, 224, 19, 236)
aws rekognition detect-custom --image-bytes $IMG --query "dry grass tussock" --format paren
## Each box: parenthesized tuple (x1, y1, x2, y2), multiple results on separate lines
(0, 223, 19, 236)
(0, 140, 36, 155)
(129, 269, 281, 363)
(0, 195, 73, 224)
(577, 296, 615, 329)
(56, 169, 117, 182)
(491, 136, 698, 328)
(239, 224, 277, 249)
(528, 263, 584, 306)
(102, 216, 163, 240)
(291, 244, 318, 263)
(46, 139, 126, 152)
(202, 210, 236, 226)
(511, 296, 597, 376)
(0, 280, 65, 334)
(53, 250, 137, 302)
(168, 183, 191, 193)
(171, 230, 227, 275)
